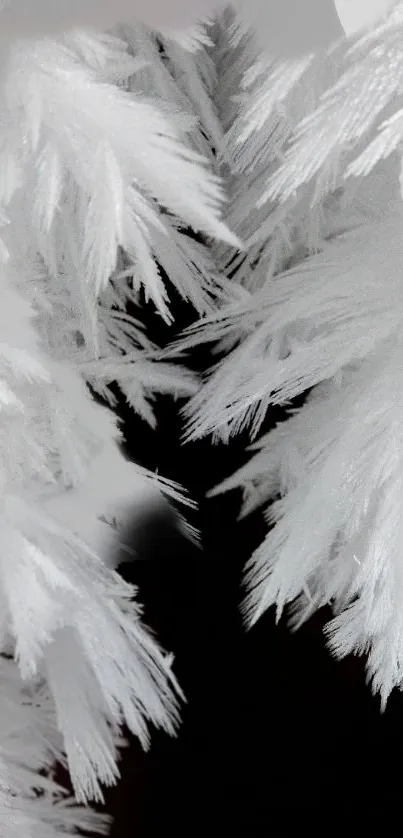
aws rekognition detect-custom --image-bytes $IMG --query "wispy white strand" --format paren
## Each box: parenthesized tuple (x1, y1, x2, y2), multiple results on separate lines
(0, 18, 238, 834)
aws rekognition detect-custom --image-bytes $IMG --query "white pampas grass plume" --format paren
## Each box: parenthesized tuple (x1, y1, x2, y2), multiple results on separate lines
(183, 210, 403, 706)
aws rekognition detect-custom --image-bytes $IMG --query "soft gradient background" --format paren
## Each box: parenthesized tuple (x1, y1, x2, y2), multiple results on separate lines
(0, 0, 342, 54)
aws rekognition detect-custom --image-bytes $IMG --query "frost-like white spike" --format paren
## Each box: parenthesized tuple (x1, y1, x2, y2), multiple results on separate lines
(0, 657, 109, 836)
(6, 0, 403, 829)
(183, 150, 403, 706)
(264, 5, 403, 202)
(183, 210, 403, 440)
(240, 348, 403, 706)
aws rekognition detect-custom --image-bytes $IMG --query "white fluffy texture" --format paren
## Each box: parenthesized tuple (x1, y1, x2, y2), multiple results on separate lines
(184, 181, 403, 709)
(201, 212, 403, 707)
(179, 3, 403, 709)
(0, 657, 109, 834)
(1, 1, 402, 834)
(0, 19, 236, 838)
(0, 274, 184, 813)
(261, 4, 403, 203)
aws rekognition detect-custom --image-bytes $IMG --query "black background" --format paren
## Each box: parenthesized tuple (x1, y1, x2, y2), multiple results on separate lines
(103, 291, 403, 836)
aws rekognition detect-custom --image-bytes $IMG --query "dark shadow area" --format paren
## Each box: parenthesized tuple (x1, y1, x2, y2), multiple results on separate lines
(103, 292, 402, 837)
